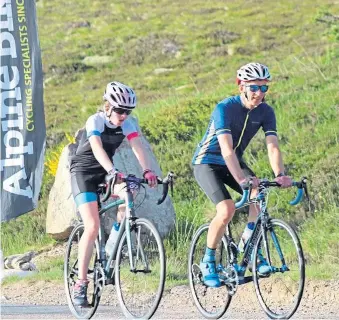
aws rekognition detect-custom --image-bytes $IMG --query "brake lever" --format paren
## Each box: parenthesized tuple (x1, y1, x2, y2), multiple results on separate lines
(170, 179, 174, 197)
(167, 171, 174, 197)
(301, 177, 310, 201)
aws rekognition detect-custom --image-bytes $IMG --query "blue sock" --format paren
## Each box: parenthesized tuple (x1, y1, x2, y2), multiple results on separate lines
(203, 247, 216, 262)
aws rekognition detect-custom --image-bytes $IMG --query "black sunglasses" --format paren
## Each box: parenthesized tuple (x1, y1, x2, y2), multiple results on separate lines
(113, 107, 132, 115)
(245, 84, 269, 93)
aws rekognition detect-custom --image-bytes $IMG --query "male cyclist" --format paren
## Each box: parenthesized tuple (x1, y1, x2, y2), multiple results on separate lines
(192, 62, 292, 287)
(69, 81, 157, 307)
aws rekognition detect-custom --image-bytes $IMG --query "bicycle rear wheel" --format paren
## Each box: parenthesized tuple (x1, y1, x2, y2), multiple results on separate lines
(115, 218, 166, 319)
(252, 218, 305, 319)
(188, 223, 232, 319)
(64, 223, 101, 319)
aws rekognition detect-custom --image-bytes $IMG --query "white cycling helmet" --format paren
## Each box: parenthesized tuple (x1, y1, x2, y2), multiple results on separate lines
(237, 62, 271, 83)
(103, 81, 137, 110)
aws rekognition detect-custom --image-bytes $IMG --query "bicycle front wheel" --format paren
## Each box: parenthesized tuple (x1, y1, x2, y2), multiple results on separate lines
(115, 218, 166, 319)
(64, 223, 101, 319)
(188, 223, 232, 319)
(252, 218, 305, 319)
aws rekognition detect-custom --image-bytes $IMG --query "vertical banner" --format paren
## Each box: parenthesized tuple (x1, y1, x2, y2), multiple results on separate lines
(1, 0, 46, 221)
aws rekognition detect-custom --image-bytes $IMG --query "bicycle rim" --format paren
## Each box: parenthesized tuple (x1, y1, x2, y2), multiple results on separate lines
(115, 218, 166, 319)
(188, 223, 232, 319)
(64, 223, 101, 319)
(253, 219, 305, 319)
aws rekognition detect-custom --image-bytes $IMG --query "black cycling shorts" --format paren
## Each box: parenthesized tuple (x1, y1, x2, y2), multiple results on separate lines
(193, 162, 255, 205)
(70, 171, 106, 199)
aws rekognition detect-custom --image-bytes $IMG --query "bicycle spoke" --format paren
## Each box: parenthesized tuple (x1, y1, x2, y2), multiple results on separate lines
(115, 218, 165, 319)
(253, 219, 305, 319)
(64, 224, 101, 319)
(188, 224, 232, 319)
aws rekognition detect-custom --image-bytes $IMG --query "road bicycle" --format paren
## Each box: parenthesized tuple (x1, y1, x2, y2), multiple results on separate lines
(64, 171, 174, 319)
(188, 178, 308, 319)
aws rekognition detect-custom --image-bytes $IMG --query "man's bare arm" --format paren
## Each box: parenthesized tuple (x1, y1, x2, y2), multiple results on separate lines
(217, 134, 247, 184)
(266, 135, 285, 177)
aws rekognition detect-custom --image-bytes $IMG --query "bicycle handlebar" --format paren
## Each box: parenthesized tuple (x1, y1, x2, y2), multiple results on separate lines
(235, 189, 250, 208)
(290, 177, 308, 205)
(235, 177, 308, 208)
(101, 171, 174, 205)
(259, 177, 308, 205)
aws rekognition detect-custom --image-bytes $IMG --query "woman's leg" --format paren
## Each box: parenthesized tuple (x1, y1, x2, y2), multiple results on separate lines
(112, 182, 137, 222)
(77, 201, 100, 280)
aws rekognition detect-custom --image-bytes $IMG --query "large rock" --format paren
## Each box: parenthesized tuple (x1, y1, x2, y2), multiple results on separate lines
(46, 116, 176, 240)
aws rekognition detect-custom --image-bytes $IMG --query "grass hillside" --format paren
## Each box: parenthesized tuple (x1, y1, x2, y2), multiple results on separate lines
(1, 0, 339, 283)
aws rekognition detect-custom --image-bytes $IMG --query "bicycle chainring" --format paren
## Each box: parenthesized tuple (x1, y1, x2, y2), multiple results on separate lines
(220, 265, 239, 296)
(94, 263, 105, 297)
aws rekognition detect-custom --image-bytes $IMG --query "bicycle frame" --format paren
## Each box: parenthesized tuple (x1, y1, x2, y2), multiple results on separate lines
(92, 172, 173, 282)
(95, 185, 139, 280)
(223, 186, 287, 283)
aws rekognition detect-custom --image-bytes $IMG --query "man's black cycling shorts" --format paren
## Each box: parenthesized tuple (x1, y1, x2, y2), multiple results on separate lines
(193, 162, 255, 205)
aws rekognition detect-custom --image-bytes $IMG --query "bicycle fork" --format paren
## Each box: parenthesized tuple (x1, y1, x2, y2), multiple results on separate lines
(259, 220, 290, 274)
(265, 222, 289, 273)
(125, 192, 149, 272)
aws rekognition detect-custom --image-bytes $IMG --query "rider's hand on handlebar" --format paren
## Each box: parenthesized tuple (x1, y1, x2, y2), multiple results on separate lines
(250, 176, 260, 189)
(274, 175, 293, 188)
(143, 170, 158, 188)
(105, 169, 125, 184)
(239, 176, 259, 189)
(116, 172, 125, 184)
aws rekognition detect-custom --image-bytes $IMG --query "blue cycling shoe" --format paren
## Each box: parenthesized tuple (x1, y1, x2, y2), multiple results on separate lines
(257, 259, 271, 276)
(199, 259, 221, 288)
(249, 250, 271, 276)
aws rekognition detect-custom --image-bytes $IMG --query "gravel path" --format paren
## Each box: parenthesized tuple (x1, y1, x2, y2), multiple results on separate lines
(2, 279, 339, 319)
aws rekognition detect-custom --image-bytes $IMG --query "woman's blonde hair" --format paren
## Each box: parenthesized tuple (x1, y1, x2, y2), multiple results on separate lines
(103, 101, 110, 113)
(96, 101, 111, 115)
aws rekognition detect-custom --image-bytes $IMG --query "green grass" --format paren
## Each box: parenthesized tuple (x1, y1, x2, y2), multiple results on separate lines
(1, 0, 339, 284)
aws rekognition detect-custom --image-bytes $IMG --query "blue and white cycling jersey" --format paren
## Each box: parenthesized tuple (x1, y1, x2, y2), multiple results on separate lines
(192, 95, 277, 166)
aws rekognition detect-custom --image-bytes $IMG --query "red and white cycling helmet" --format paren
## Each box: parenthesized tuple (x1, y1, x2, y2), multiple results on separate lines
(103, 81, 137, 110)
(236, 62, 271, 84)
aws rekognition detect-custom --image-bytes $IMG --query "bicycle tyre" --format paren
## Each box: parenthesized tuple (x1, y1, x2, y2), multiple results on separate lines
(188, 223, 232, 319)
(115, 218, 166, 319)
(64, 223, 101, 319)
(252, 218, 305, 319)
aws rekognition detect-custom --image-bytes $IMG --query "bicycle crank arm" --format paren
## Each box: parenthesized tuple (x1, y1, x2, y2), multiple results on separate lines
(130, 269, 152, 273)
(238, 276, 253, 285)
(271, 265, 290, 273)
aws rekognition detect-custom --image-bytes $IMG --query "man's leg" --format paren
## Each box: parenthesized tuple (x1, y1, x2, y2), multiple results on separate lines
(193, 164, 234, 287)
(200, 200, 236, 287)
(247, 190, 270, 275)
(248, 188, 260, 223)
(207, 200, 236, 248)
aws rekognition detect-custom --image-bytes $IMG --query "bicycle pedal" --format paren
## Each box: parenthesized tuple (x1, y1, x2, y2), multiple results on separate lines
(130, 269, 151, 274)
(76, 304, 91, 309)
